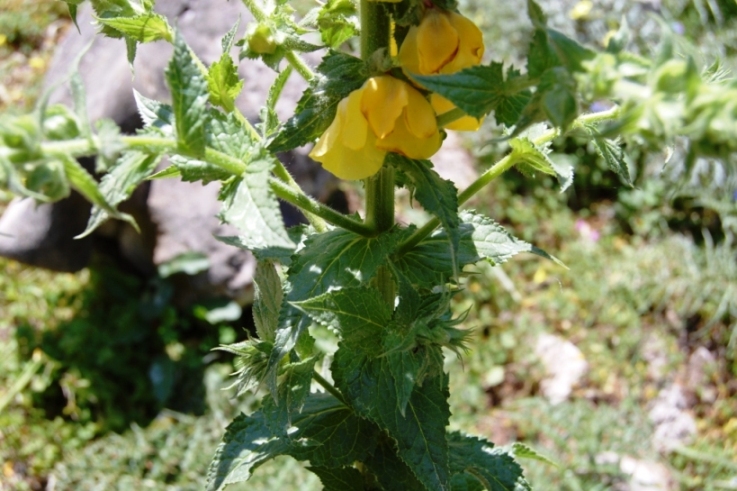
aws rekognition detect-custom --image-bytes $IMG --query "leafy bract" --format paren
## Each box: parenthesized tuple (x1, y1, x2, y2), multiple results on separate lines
(97, 13, 173, 43)
(390, 154, 460, 276)
(165, 31, 209, 158)
(265, 228, 401, 394)
(293, 287, 391, 354)
(208, 53, 244, 112)
(268, 51, 368, 152)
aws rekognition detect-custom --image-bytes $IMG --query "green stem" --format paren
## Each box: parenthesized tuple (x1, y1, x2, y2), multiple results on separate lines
(360, 0, 394, 303)
(0, 352, 43, 414)
(395, 106, 622, 256)
(437, 107, 467, 128)
(313, 371, 348, 406)
(270, 179, 372, 236)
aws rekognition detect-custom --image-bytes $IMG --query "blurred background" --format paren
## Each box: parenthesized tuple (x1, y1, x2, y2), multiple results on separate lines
(1, 0, 735, 489)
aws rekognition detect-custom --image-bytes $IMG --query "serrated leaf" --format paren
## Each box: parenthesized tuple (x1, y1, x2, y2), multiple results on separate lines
(221, 17, 240, 54)
(308, 466, 365, 491)
(208, 53, 244, 112)
(333, 349, 451, 491)
(261, 66, 293, 136)
(261, 356, 316, 433)
(60, 155, 138, 236)
(395, 211, 560, 288)
(81, 150, 161, 237)
(510, 442, 558, 468)
(217, 224, 307, 266)
(365, 437, 427, 491)
(253, 260, 283, 342)
(593, 136, 632, 186)
(265, 228, 400, 394)
(315, 0, 359, 48)
(268, 51, 368, 153)
(172, 110, 257, 184)
(70, 73, 90, 139)
(510, 136, 574, 190)
(414, 63, 531, 125)
(97, 13, 173, 43)
(293, 287, 391, 353)
(219, 156, 293, 250)
(133, 89, 174, 134)
(165, 31, 209, 157)
(448, 432, 531, 491)
(389, 154, 460, 276)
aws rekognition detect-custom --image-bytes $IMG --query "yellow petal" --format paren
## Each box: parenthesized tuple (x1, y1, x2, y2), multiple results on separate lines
(361, 76, 407, 139)
(311, 123, 386, 180)
(405, 86, 438, 139)
(441, 11, 484, 74)
(417, 10, 459, 74)
(341, 89, 368, 150)
(431, 93, 482, 131)
(376, 114, 441, 160)
(310, 98, 346, 158)
(397, 25, 421, 75)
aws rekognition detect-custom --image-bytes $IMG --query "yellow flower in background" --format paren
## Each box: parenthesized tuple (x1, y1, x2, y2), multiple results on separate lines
(398, 8, 485, 131)
(309, 75, 442, 180)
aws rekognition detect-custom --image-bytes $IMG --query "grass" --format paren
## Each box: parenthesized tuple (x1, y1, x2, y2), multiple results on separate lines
(1, 0, 736, 490)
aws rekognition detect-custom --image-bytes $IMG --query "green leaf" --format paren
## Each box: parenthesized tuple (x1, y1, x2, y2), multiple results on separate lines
(221, 18, 240, 54)
(97, 13, 173, 43)
(413, 63, 531, 125)
(293, 287, 391, 354)
(261, 356, 317, 433)
(70, 73, 90, 139)
(165, 31, 209, 158)
(80, 150, 161, 237)
(94, 118, 124, 172)
(217, 224, 307, 266)
(158, 251, 210, 277)
(592, 136, 633, 186)
(133, 89, 174, 135)
(206, 410, 292, 491)
(314, 0, 359, 48)
(448, 432, 530, 491)
(510, 442, 558, 468)
(364, 437, 427, 491)
(395, 211, 560, 288)
(60, 156, 138, 236)
(253, 260, 283, 343)
(308, 466, 365, 491)
(208, 53, 244, 112)
(268, 51, 368, 153)
(266, 228, 401, 395)
(333, 348, 452, 491)
(206, 393, 379, 491)
(389, 154, 460, 276)
(219, 156, 293, 250)
(509, 135, 574, 190)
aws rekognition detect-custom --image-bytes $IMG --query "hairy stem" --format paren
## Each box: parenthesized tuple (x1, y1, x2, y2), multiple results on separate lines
(313, 371, 348, 406)
(361, 0, 395, 304)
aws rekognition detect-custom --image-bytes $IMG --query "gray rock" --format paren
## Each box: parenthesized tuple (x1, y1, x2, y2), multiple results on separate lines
(535, 333, 589, 404)
(649, 384, 697, 452)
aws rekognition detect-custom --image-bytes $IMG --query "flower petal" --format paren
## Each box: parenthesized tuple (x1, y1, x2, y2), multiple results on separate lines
(441, 11, 484, 74)
(341, 89, 368, 150)
(397, 25, 422, 75)
(376, 114, 441, 160)
(405, 86, 439, 139)
(310, 97, 346, 158)
(417, 10, 459, 74)
(362, 76, 407, 139)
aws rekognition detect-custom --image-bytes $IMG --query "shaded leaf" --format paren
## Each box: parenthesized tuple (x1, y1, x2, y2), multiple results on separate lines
(448, 432, 531, 491)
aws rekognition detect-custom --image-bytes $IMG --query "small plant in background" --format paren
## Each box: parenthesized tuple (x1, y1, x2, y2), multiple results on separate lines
(1, 0, 737, 489)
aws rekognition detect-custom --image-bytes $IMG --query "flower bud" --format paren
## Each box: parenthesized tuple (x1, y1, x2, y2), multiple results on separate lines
(309, 76, 442, 180)
(247, 23, 278, 55)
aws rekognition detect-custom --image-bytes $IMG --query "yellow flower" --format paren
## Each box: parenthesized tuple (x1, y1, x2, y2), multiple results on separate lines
(309, 76, 442, 180)
(398, 8, 485, 131)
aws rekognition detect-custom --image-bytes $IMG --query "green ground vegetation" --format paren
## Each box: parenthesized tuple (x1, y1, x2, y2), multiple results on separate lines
(1, 0, 736, 490)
